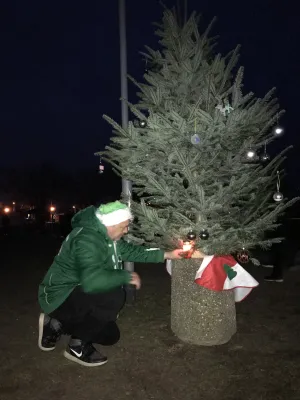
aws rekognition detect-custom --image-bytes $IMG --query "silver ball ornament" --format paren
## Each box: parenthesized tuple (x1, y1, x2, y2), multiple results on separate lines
(260, 153, 270, 162)
(187, 230, 197, 240)
(273, 192, 283, 202)
(191, 134, 200, 145)
(199, 229, 209, 240)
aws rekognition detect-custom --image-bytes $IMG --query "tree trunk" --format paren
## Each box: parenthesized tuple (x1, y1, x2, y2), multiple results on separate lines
(171, 259, 236, 346)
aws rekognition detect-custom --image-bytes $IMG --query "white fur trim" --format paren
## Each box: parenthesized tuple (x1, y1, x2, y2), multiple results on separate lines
(96, 208, 133, 226)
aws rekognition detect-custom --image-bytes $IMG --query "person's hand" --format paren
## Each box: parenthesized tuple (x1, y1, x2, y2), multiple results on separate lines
(164, 248, 206, 260)
(164, 249, 186, 259)
(129, 272, 141, 289)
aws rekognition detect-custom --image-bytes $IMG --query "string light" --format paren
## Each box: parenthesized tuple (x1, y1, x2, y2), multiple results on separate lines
(274, 115, 284, 136)
(246, 149, 256, 160)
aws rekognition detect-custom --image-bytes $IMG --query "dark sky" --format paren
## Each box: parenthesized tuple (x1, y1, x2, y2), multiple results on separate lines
(1, 0, 299, 182)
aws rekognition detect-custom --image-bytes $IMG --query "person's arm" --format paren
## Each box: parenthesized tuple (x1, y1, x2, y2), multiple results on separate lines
(118, 239, 206, 263)
(75, 234, 131, 293)
(117, 239, 165, 263)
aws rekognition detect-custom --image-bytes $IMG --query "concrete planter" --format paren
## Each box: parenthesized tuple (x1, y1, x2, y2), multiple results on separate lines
(171, 259, 236, 346)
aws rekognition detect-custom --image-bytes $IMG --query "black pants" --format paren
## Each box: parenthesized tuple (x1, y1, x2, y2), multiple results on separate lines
(50, 287, 126, 345)
(270, 239, 299, 278)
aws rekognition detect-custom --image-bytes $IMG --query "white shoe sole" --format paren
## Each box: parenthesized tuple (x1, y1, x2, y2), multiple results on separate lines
(63, 351, 108, 367)
(38, 313, 55, 351)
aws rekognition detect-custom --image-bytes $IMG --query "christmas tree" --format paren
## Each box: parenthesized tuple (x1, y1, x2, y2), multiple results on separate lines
(99, 9, 296, 261)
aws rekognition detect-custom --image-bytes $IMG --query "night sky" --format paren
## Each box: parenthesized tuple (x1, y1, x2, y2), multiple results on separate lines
(1, 0, 299, 189)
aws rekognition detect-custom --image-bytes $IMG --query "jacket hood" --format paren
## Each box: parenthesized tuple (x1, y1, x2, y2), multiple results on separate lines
(71, 206, 106, 233)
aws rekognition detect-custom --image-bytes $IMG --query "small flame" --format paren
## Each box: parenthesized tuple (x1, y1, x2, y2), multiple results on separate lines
(182, 242, 192, 252)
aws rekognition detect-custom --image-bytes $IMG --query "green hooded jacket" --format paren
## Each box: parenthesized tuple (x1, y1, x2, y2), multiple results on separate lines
(38, 206, 165, 314)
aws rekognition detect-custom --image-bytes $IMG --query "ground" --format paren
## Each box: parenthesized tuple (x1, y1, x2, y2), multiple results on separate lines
(1, 231, 300, 400)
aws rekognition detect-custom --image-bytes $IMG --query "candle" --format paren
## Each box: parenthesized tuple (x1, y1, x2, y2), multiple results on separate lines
(182, 242, 192, 252)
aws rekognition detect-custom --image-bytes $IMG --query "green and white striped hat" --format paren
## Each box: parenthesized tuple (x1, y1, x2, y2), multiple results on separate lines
(96, 201, 133, 227)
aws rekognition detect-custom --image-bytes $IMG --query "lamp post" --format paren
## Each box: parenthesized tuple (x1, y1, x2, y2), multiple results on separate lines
(119, 0, 135, 303)
(50, 205, 56, 223)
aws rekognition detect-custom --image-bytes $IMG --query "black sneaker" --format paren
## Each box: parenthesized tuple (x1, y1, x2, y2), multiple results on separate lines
(38, 313, 62, 351)
(264, 275, 284, 283)
(64, 340, 108, 367)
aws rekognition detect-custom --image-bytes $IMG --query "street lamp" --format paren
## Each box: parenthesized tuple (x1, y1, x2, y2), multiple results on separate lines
(50, 205, 56, 223)
(119, 0, 135, 303)
(4, 207, 10, 214)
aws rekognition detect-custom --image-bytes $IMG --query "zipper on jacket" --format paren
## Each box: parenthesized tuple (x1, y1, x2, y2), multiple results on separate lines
(113, 241, 123, 269)
(113, 241, 119, 269)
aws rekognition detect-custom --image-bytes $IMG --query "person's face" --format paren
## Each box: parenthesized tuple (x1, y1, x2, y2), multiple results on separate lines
(106, 220, 130, 241)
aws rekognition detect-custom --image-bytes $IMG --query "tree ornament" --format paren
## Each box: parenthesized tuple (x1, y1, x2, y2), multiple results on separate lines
(187, 230, 197, 240)
(183, 178, 189, 189)
(199, 229, 209, 240)
(190, 120, 200, 145)
(260, 153, 270, 162)
(273, 171, 283, 202)
(216, 103, 234, 116)
(273, 192, 283, 202)
(237, 249, 249, 264)
(191, 133, 200, 145)
(98, 157, 104, 174)
(260, 142, 270, 163)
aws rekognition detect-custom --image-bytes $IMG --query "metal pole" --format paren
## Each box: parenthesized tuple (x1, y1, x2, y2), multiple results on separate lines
(119, 0, 135, 304)
(184, 0, 188, 24)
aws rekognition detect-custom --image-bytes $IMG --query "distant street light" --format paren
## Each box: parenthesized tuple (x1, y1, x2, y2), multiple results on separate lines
(4, 207, 11, 214)
(49, 205, 56, 224)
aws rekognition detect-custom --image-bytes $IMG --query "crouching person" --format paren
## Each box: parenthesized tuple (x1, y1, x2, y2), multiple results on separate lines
(38, 201, 200, 367)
